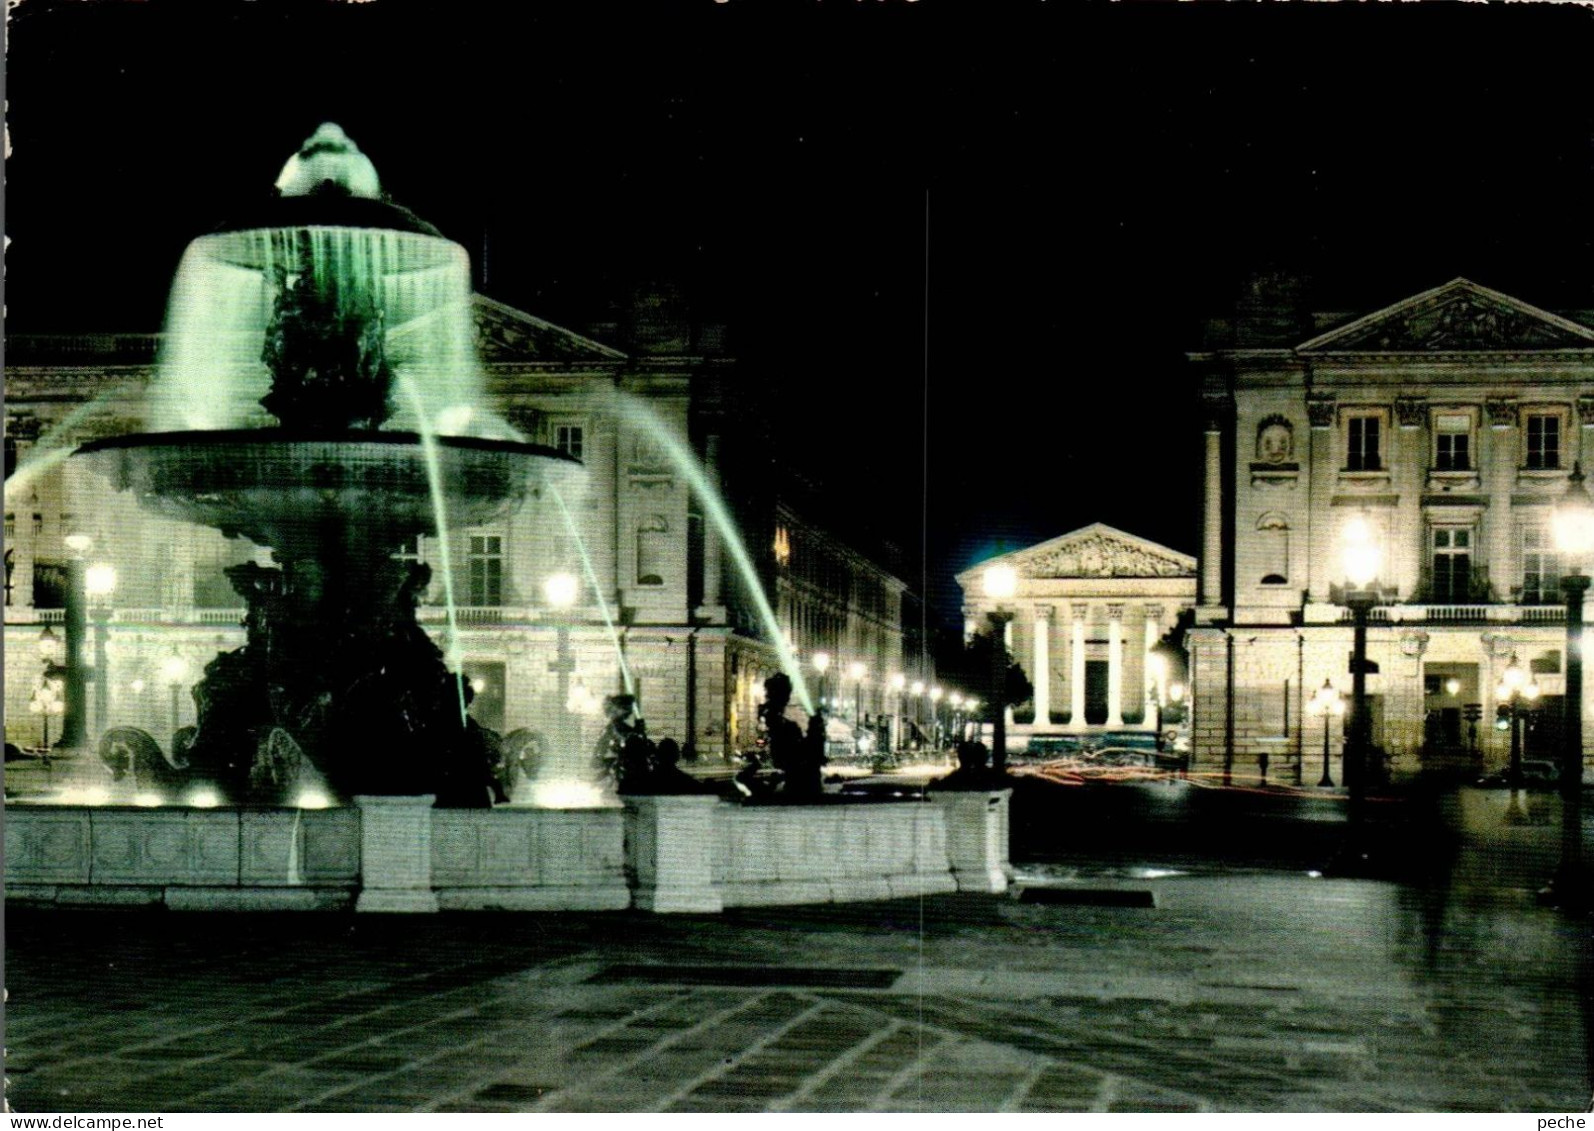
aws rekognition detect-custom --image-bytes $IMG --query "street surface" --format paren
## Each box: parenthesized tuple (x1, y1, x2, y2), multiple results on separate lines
(4, 777, 1591, 1113)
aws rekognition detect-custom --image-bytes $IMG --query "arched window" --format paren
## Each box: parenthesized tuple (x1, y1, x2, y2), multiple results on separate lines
(1257, 513, 1290, 585)
(637, 514, 668, 586)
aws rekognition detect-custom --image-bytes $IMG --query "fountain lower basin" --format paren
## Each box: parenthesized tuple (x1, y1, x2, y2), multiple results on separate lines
(76, 429, 580, 547)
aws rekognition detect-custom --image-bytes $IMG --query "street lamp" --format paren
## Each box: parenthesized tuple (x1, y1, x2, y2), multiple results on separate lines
(929, 685, 944, 748)
(812, 651, 831, 705)
(1497, 653, 1541, 802)
(1549, 461, 1594, 905)
(57, 533, 93, 749)
(86, 562, 116, 742)
(949, 692, 964, 742)
(1308, 679, 1346, 788)
(1147, 652, 1168, 747)
(889, 672, 906, 751)
(982, 564, 1018, 773)
(1340, 516, 1382, 816)
(160, 654, 190, 737)
(544, 572, 579, 763)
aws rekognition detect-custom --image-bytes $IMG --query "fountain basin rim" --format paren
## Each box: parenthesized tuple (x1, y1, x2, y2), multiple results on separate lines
(76, 428, 582, 467)
(207, 194, 446, 239)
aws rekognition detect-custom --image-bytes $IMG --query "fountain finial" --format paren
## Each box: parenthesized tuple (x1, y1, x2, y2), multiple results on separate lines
(275, 123, 382, 200)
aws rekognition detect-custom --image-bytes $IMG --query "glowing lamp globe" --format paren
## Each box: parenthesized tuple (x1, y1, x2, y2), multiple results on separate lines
(86, 563, 118, 599)
(983, 564, 1018, 601)
(1553, 463, 1594, 557)
(543, 571, 579, 609)
(1341, 516, 1381, 589)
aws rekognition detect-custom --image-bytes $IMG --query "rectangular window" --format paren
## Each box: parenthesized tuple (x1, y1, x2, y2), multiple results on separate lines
(1434, 413, 1471, 471)
(1430, 527, 1472, 603)
(468, 535, 503, 607)
(1347, 415, 1382, 471)
(1526, 414, 1561, 470)
(1522, 525, 1562, 605)
(555, 424, 584, 460)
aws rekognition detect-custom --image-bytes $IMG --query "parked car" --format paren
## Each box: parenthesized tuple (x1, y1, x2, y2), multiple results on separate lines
(1476, 760, 1559, 789)
(1094, 730, 1162, 752)
(1021, 734, 1090, 762)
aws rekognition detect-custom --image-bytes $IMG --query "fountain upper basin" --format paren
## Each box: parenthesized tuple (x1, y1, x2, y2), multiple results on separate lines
(76, 429, 581, 547)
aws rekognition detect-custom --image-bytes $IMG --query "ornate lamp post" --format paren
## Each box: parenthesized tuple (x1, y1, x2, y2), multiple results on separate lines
(949, 693, 964, 742)
(910, 679, 925, 747)
(1147, 653, 1167, 747)
(160, 654, 190, 738)
(812, 651, 831, 708)
(544, 571, 579, 748)
(848, 660, 867, 729)
(30, 625, 67, 764)
(56, 532, 93, 749)
(1496, 652, 1540, 805)
(1549, 461, 1594, 906)
(982, 564, 1018, 773)
(1308, 678, 1345, 788)
(1340, 517, 1383, 819)
(889, 672, 906, 751)
(86, 562, 117, 743)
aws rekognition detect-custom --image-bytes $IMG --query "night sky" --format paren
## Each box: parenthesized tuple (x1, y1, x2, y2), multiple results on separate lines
(9, 0, 1594, 623)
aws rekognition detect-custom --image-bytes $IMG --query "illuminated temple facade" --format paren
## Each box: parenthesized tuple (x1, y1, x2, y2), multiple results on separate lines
(3, 294, 920, 762)
(1190, 276, 1594, 782)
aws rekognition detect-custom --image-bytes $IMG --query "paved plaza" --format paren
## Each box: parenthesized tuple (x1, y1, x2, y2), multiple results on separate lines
(5, 850, 1590, 1114)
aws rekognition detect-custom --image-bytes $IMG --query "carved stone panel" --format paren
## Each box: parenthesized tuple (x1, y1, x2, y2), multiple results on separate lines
(1395, 397, 1427, 429)
(1485, 397, 1518, 428)
(1024, 533, 1192, 579)
(1307, 393, 1336, 429)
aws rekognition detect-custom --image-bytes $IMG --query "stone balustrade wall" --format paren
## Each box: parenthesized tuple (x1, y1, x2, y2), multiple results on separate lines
(6, 791, 1011, 914)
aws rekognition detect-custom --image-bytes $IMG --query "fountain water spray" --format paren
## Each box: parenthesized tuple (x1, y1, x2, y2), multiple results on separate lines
(607, 390, 814, 714)
(547, 483, 634, 699)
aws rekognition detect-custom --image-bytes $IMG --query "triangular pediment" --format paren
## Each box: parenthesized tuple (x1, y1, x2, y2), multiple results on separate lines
(1298, 279, 1594, 353)
(473, 294, 628, 363)
(960, 524, 1197, 584)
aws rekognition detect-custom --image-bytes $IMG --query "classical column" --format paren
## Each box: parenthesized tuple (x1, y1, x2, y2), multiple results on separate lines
(1071, 604, 1087, 730)
(1143, 605, 1162, 730)
(1032, 605, 1051, 726)
(1107, 604, 1125, 727)
(1307, 391, 1336, 602)
(1201, 398, 1227, 607)
(1486, 397, 1517, 599)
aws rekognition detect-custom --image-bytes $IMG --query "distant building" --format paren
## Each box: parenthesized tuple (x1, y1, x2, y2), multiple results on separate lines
(957, 524, 1196, 743)
(3, 293, 923, 763)
(1191, 276, 1594, 781)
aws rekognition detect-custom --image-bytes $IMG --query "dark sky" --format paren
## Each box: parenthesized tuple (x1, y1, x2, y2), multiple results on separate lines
(9, 0, 1594, 622)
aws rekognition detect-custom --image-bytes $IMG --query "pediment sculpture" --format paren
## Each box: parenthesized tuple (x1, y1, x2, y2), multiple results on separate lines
(1023, 533, 1191, 579)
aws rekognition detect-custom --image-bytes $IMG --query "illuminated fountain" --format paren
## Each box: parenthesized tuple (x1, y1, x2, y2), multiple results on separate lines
(74, 124, 581, 807)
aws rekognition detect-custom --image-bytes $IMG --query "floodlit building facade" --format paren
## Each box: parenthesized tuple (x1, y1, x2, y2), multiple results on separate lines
(957, 524, 1197, 745)
(1190, 276, 1594, 782)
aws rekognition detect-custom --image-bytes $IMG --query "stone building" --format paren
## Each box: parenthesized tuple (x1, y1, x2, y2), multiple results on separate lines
(3, 294, 920, 765)
(1191, 276, 1594, 782)
(957, 524, 1196, 744)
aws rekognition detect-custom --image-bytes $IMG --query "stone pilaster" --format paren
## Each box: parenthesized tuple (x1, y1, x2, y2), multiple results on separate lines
(1307, 392, 1336, 602)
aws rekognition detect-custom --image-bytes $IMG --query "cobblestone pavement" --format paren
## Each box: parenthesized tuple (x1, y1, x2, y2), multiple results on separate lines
(6, 865, 1590, 1114)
